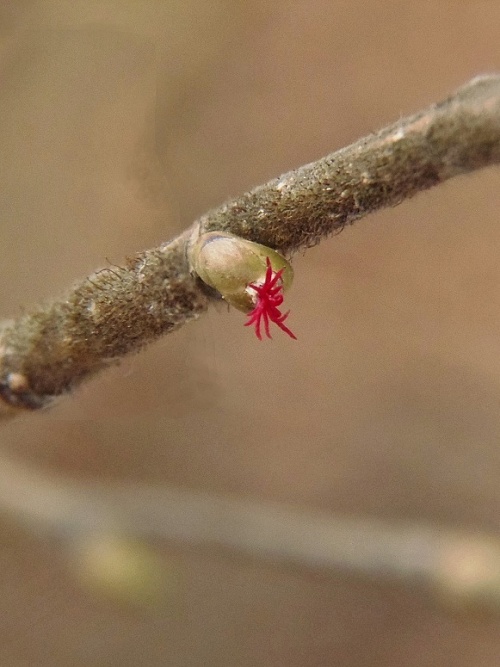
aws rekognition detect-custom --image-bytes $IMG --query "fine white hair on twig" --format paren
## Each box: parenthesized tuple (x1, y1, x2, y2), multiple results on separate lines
(1, 75, 500, 413)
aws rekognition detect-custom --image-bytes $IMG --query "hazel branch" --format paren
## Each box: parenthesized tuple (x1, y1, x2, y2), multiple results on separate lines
(1, 75, 500, 412)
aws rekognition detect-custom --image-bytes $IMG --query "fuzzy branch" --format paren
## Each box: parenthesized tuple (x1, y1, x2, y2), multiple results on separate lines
(1, 75, 500, 412)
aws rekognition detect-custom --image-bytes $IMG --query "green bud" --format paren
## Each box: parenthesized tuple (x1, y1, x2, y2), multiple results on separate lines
(70, 534, 177, 607)
(189, 232, 293, 312)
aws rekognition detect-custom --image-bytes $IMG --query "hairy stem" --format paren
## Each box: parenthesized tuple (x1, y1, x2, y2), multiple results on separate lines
(1, 75, 500, 412)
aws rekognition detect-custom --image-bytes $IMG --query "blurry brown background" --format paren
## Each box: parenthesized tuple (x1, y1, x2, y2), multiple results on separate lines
(1, 1, 500, 665)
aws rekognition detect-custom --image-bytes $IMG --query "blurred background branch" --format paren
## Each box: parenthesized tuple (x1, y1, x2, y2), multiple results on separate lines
(2, 453, 500, 610)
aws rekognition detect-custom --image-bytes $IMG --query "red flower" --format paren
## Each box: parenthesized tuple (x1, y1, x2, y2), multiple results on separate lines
(244, 257, 297, 340)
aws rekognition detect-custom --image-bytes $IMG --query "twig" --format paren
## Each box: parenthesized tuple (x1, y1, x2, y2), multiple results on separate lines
(2, 454, 500, 609)
(1, 75, 500, 412)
